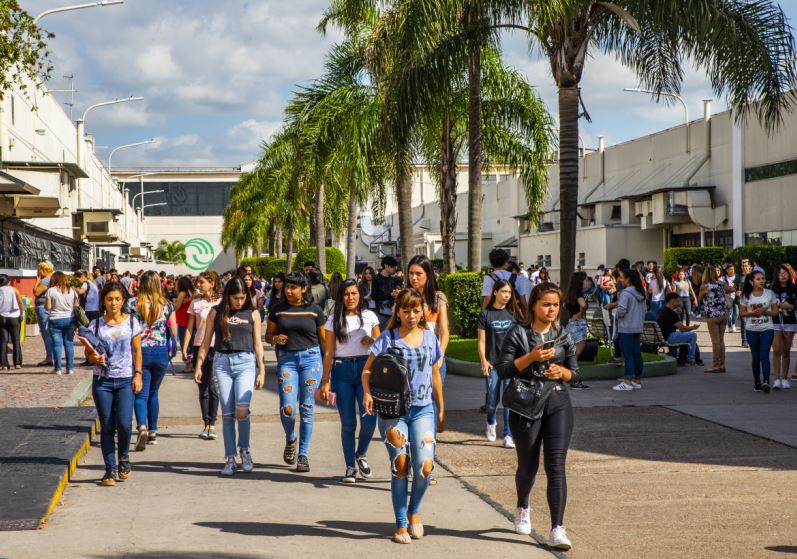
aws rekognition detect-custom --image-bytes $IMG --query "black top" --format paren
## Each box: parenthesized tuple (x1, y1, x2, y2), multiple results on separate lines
(373, 273, 402, 314)
(477, 306, 518, 365)
(772, 284, 797, 325)
(495, 324, 580, 385)
(267, 301, 325, 351)
(565, 299, 585, 318)
(657, 307, 681, 341)
(214, 309, 255, 353)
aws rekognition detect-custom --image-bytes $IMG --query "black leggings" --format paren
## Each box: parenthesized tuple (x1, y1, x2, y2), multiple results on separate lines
(0, 316, 21, 367)
(193, 351, 218, 425)
(509, 390, 573, 528)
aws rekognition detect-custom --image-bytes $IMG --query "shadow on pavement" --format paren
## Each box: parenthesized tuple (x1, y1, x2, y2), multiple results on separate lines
(196, 519, 536, 547)
(765, 546, 797, 554)
(89, 553, 268, 559)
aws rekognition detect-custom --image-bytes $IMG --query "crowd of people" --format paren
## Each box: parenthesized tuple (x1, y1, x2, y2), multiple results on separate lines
(14, 249, 797, 551)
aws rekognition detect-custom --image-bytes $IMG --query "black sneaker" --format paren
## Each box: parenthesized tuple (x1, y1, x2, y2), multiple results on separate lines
(762, 382, 771, 393)
(695, 360, 705, 366)
(754, 382, 763, 392)
(296, 455, 310, 473)
(101, 468, 117, 487)
(479, 405, 486, 414)
(118, 458, 131, 481)
(356, 455, 372, 478)
(283, 439, 297, 465)
(570, 380, 590, 390)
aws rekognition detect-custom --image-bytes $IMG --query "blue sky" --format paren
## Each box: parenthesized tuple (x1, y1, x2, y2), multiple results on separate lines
(31, 0, 797, 167)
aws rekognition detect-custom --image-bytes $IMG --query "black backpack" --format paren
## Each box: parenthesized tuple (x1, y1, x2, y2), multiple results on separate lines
(369, 329, 412, 418)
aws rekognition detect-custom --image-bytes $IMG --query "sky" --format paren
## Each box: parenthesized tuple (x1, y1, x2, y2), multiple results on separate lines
(29, 0, 797, 168)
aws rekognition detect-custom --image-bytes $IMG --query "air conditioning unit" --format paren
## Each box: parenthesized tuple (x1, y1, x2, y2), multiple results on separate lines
(130, 246, 145, 257)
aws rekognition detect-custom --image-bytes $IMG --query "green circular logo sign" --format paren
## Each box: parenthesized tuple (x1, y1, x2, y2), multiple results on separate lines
(184, 238, 215, 271)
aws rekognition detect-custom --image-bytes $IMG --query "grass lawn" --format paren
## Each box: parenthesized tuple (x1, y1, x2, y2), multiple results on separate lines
(446, 336, 663, 364)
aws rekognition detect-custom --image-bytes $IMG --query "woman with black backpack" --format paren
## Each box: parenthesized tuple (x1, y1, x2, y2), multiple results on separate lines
(495, 282, 580, 551)
(362, 288, 444, 544)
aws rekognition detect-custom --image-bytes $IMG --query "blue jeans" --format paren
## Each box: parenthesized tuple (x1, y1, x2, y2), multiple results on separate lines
(378, 404, 436, 528)
(92, 375, 134, 470)
(618, 332, 644, 380)
(747, 329, 774, 385)
(214, 351, 257, 458)
(728, 301, 740, 329)
(331, 355, 377, 467)
(649, 300, 664, 319)
(134, 345, 170, 432)
(49, 317, 76, 372)
(741, 317, 748, 345)
(667, 331, 698, 362)
(276, 346, 322, 457)
(36, 306, 53, 361)
(486, 368, 510, 437)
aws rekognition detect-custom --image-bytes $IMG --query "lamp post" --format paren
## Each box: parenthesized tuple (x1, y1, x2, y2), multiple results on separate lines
(141, 202, 167, 220)
(34, 1, 124, 25)
(131, 189, 164, 210)
(623, 88, 690, 153)
(108, 138, 155, 176)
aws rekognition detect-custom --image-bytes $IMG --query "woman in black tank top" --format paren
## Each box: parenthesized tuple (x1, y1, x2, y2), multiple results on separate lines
(195, 277, 266, 476)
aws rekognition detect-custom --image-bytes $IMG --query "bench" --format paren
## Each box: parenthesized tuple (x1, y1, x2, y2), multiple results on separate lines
(641, 321, 691, 356)
(587, 316, 611, 346)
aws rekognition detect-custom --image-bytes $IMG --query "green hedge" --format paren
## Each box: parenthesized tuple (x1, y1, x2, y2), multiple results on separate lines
(662, 247, 725, 275)
(726, 244, 786, 276)
(240, 256, 285, 278)
(295, 246, 346, 275)
(438, 272, 483, 338)
(263, 258, 287, 277)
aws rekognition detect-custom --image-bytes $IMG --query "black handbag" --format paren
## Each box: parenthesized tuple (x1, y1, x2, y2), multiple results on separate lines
(369, 329, 411, 419)
(502, 328, 558, 421)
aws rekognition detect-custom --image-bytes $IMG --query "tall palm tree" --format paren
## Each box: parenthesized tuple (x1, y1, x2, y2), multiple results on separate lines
(153, 240, 186, 265)
(522, 0, 797, 286)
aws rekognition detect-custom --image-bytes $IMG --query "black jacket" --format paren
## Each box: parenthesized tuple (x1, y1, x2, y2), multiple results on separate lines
(495, 324, 581, 385)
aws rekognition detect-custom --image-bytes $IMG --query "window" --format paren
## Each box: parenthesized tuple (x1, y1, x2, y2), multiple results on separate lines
(536, 255, 544, 266)
(518, 216, 531, 235)
(10, 96, 15, 126)
(481, 175, 497, 187)
(610, 205, 621, 221)
(86, 221, 109, 233)
(544, 255, 552, 267)
(745, 158, 797, 183)
(746, 229, 797, 247)
(578, 253, 585, 266)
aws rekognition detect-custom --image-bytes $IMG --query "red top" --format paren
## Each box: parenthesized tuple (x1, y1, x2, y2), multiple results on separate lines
(175, 298, 191, 327)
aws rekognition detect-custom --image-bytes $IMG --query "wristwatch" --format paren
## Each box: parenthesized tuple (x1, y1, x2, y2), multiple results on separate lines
(134, 370, 143, 376)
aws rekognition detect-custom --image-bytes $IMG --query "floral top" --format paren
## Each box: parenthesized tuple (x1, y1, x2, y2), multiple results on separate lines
(702, 282, 728, 318)
(128, 298, 174, 348)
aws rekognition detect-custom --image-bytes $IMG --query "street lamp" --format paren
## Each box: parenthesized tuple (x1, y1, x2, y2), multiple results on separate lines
(34, 1, 124, 25)
(108, 139, 155, 176)
(141, 202, 167, 219)
(623, 87, 690, 152)
(131, 189, 164, 210)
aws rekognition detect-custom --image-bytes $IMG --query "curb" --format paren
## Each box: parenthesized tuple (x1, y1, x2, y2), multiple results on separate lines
(62, 374, 94, 408)
(446, 354, 678, 380)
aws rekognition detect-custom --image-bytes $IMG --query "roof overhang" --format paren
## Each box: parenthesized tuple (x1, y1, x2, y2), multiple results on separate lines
(1, 161, 89, 179)
(0, 171, 40, 195)
(76, 208, 123, 216)
(617, 184, 717, 202)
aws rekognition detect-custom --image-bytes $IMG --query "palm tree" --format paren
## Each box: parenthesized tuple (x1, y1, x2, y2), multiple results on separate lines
(521, 0, 797, 286)
(153, 240, 186, 265)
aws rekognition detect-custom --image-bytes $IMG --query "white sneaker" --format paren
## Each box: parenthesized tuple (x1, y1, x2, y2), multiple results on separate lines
(782, 379, 791, 389)
(773, 379, 782, 390)
(514, 506, 531, 535)
(342, 466, 357, 483)
(550, 525, 572, 550)
(631, 381, 642, 390)
(239, 448, 254, 473)
(486, 422, 497, 442)
(730, 326, 737, 333)
(612, 382, 634, 391)
(503, 435, 515, 449)
(221, 457, 237, 476)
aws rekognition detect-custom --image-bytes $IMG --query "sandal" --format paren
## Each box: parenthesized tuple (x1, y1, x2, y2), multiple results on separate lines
(392, 531, 412, 544)
(283, 439, 297, 465)
(408, 523, 424, 540)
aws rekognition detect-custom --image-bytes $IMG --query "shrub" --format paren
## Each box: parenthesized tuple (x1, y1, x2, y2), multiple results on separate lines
(262, 258, 287, 277)
(725, 244, 786, 277)
(785, 246, 797, 269)
(294, 246, 346, 275)
(662, 247, 725, 275)
(25, 305, 37, 324)
(438, 272, 483, 338)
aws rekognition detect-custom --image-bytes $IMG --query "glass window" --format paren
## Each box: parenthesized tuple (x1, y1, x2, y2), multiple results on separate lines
(745, 158, 797, 183)
(544, 255, 552, 267)
(610, 205, 621, 220)
(578, 252, 585, 266)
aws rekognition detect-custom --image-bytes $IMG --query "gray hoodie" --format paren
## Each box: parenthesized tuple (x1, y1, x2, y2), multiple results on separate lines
(616, 287, 646, 334)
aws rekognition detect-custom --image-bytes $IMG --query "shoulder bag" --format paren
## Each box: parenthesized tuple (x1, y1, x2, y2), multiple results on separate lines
(73, 290, 90, 328)
(369, 329, 412, 418)
(502, 327, 559, 421)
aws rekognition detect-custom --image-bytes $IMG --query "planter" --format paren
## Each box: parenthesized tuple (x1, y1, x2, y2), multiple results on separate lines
(25, 323, 40, 337)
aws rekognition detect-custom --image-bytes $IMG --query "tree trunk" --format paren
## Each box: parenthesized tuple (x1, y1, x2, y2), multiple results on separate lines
(395, 164, 415, 270)
(314, 182, 327, 273)
(285, 233, 294, 273)
(268, 217, 276, 256)
(440, 119, 458, 274)
(346, 187, 358, 279)
(558, 86, 580, 288)
(467, 47, 483, 272)
(275, 226, 283, 257)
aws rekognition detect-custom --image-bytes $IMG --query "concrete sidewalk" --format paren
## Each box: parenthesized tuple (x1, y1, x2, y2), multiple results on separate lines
(0, 355, 556, 559)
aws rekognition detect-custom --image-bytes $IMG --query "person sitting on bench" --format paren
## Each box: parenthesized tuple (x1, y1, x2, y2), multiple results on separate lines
(658, 293, 701, 366)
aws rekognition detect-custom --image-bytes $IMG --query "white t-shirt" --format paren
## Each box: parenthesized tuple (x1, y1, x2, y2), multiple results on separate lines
(45, 287, 78, 320)
(0, 286, 20, 318)
(741, 289, 777, 332)
(482, 269, 533, 306)
(324, 309, 380, 357)
(674, 280, 691, 298)
(649, 278, 668, 302)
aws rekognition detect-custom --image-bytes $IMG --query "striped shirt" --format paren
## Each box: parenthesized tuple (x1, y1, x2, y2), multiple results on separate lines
(267, 301, 325, 351)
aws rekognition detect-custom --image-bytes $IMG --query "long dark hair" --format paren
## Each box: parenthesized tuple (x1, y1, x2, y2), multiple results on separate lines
(773, 264, 795, 288)
(99, 281, 130, 316)
(177, 276, 194, 298)
(620, 268, 645, 295)
(565, 271, 587, 309)
(486, 279, 526, 322)
(406, 255, 440, 312)
(386, 288, 426, 330)
(284, 271, 312, 305)
(527, 282, 563, 328)
(742, 269, 766, 298)
(268, 272, 285, 307)
(333, 279, 364, 344)
(215, 277, 253, 341)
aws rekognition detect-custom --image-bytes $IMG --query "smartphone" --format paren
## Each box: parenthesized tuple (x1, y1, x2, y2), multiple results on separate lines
(542, 340, 556, 350)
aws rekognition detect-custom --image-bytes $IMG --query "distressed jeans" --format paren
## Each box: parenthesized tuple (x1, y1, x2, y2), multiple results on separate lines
(276, 346, 322, 457)
(330, 355, 377, 468)
(214, 351, 257, 458)
(378, 404, 436, 528)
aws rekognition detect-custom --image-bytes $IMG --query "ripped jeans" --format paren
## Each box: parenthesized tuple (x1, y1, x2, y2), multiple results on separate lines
(214, 351, 257, 458)
(276, 346, 322, 457)
(378, 404, 436, 528)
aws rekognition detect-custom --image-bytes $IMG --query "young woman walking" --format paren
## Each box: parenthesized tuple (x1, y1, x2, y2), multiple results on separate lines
(0, 274, 23, 369)
(182, 271, 222, 439)
(690, 266, 704, 317)
(266, 271, 326, 473)
(45, 271, 79, 376)
(266, 272, 285, 311)
(478, 279, 522, 448)
(33, 261, 55, 367)
(359, 266, 377, 312)
(699, 265, 734, 373)
(89, 282, 143, 486)
(673, 269, 697, 325)
(174, 276, 196, 373)
(406, 255, 449, 379)
(195, 277, 266, 475)
(604, 269, 646, 391)
(770, 264, 796, 389)
(320, 278, 380, 482)
(495, 282, 581, 551)
(740, 269, 779, 393)
(647, 266, 670, 319)
(129, 271, 178, 450)
(362, 288, 445, 544)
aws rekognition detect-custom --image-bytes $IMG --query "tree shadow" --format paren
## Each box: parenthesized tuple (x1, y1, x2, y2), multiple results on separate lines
(88, 552, 267, 559)
(765, 546, 797, 554)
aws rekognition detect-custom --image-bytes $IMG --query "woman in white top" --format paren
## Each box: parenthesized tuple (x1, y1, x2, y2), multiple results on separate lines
(45, 271, 79, 375)
(320, 278, 381, 483)
(673, 269, 697, 325)
(0, 274, 24, 369)
(647, 266, 670, 318)
(740, 269, 779, 393)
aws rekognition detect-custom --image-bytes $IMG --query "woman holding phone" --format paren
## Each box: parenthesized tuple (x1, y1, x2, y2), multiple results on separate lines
(320, 279, 380, 483)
